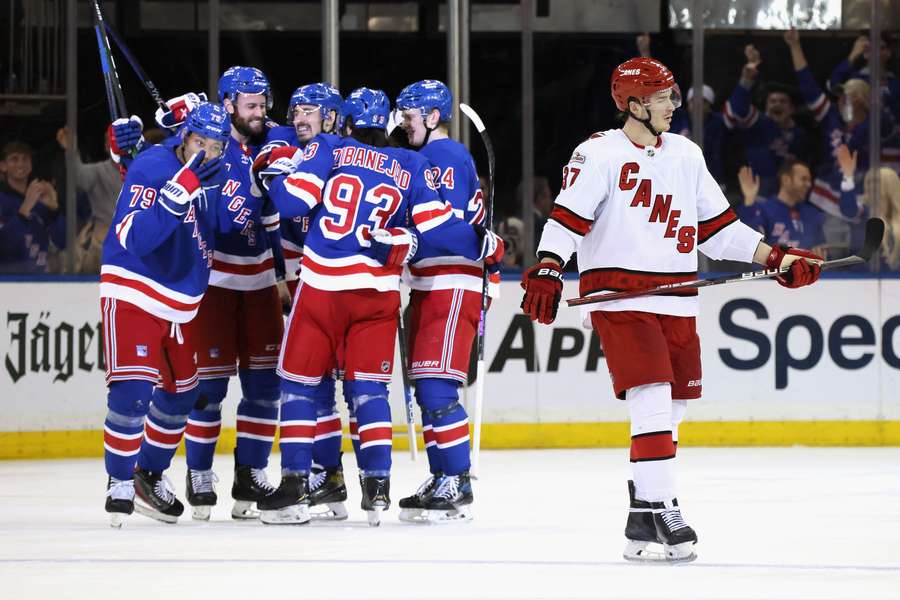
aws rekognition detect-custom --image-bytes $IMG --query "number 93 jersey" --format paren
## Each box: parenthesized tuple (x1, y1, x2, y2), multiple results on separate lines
(266, 134, 483, 292)
(537, 129, 763, 318)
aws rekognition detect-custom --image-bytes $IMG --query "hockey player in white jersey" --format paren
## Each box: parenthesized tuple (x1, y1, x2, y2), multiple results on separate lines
(520, 57, 823, 563)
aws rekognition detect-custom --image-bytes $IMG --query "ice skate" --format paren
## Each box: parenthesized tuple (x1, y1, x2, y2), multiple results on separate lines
(186, 468, 218, 521)
(258, 473, 310, 525)
(421, 472, 473, 524)
(361, 475, 390, 527)
(651, 498, 698, 563)
(309, 465, 348, 521)
(133, 468, 184, 524)
(231, 462, 277, 520)
(398, 473, 442, 523)
(622, 481, 697, 563)
(105, 477, 134, 528)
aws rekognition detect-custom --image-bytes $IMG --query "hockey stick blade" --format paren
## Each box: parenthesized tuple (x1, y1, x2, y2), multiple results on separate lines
(566, 218, 886, 308)
(459, 103, 486, 133)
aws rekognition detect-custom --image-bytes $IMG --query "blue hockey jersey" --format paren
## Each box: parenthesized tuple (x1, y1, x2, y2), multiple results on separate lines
(262, 125, 322, 281)
(736, 196, 825, 250)
(209, 137, 279, 291)
(266, 134, 483, 292)
(404, 138, 499, 296)
(101, 144, 230, 323)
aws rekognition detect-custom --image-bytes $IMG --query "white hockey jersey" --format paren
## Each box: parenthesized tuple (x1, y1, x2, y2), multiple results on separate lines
(537, 129, 763, 317)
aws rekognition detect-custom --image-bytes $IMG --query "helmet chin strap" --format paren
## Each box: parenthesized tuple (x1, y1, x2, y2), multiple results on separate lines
(627, 97, 661, 137)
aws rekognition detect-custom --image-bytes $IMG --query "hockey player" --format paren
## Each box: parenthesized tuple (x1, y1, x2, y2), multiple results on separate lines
(100, 102, 234, 526)
(261, 82, 353, 520)
(265, 82, 344, 296)
(250, 87, 503, 525)
(181, 66, 285, 521)
(519, 58, 822, 562)
(392, 79, 499, 523)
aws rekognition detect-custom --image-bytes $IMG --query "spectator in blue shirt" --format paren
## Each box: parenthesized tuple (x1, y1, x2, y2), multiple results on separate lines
(829, 34, 900, 122)
(737, 159, 825, 253)
(723, 44, 812, 196)
(669, 85, 728, 187)
(0, 141, 65, 273)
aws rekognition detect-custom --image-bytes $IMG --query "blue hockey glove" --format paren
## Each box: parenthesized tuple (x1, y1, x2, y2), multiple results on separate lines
(109, 115, 144, 163)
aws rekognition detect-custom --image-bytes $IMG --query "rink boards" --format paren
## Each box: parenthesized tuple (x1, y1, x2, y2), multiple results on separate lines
(1, 276, 898, 458)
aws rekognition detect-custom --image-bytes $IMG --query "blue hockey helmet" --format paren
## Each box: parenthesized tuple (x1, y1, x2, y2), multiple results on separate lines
(288, 82, 343, 122)
(395, 79, 453, 122)
(184, 102, 232, 145)
(218, 66, 272, 109)
(341, 87, 390, 129)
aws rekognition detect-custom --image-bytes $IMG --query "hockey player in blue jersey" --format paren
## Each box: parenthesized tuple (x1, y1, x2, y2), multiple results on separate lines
(100, 102, 233, 526)
(392, 79, 498, 523)
(265, 83, 343, 296)
(249, 87, 503, 525)
(261, 82, 355, 521)
(180, 67, 287, 521)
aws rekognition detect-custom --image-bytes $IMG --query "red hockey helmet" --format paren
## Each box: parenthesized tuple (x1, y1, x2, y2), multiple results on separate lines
(610, 57, 679, 111)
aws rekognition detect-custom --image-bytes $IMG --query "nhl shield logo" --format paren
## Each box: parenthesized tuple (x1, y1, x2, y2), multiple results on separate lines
(136, 345, 148, 357)
(380, 360, 391, 373)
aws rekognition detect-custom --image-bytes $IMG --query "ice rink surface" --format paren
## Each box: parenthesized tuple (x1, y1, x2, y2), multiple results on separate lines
(1, 447, 899, 600)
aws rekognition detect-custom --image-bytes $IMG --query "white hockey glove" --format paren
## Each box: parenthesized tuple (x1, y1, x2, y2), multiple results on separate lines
(370, 227, 419, 267)
(154, 92, 208, 132)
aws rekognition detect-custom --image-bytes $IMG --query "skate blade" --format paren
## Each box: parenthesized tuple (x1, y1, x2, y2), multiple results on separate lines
(310, 502, 348, 521)
(623, 540, 697, 564)
(398, 508, 428, 523)
(422, 506, 473, 524)
(191, 505, 212, 521)
(260, 504, 311, 525)
(366, 507, 383, 527)
(231, 500, 260, 520)
(109, 513, 128, 528)
(133, 501, 178, 524)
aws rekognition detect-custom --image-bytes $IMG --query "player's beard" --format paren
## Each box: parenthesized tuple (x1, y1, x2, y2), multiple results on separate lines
(232, 113, 265, 144)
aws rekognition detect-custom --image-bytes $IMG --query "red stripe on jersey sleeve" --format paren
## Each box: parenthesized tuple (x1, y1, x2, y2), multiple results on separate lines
(549, 205, 593, 236)
(412, 202, 453, 227)
(285, 176, 322, 206)
(697, 208, 738, 244)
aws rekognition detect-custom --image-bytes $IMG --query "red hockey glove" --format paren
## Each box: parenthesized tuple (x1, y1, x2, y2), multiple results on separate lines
(520, 261, 564, 324)
(370, 227, 419, 267)
(765, 245, 823, 288)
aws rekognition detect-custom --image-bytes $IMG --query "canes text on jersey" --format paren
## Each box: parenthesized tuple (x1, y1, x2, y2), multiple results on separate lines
(618, 162, 696, 253)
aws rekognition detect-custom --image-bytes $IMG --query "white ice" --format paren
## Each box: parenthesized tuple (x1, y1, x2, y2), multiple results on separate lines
(1, 447, 899, 600)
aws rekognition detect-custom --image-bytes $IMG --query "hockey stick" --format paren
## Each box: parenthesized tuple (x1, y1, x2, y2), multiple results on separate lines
(396, 311, 418, 461)
(91, 0, 127, 122)
(460, 102, 495, 477)
(566, 218, 885, 308)
(102, 20, 167, 110)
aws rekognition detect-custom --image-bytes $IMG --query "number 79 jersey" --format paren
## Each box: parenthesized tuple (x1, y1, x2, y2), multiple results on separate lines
(267, 134, 482, 292)
(537, 129, 763, 317)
